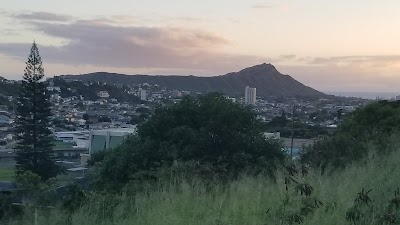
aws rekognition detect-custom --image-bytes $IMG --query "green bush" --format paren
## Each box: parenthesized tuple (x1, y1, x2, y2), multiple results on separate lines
(301, 100, 400, 169)
(94, 93, 285, 192)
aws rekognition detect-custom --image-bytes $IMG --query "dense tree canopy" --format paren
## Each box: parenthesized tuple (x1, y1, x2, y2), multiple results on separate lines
(301, 100, 400, 169)
(338, 101, 400, 141)
(94, 93, 285, 191)
(266, 115, 330, 139)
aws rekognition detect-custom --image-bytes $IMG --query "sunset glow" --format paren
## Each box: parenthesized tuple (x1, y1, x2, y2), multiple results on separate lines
(1, 0, 400, 92)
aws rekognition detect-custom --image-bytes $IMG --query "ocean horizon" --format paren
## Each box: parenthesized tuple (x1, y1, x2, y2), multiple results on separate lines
(325, 91, 400, 99)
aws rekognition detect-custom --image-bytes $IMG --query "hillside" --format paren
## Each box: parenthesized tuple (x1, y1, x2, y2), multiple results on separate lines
(0, 77, 19, 107)
(12, 146, 400, 225)
(0, 77, 18, 97)
(60, 63, 325, 97)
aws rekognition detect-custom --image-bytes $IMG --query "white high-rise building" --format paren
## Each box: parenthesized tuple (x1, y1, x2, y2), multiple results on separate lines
(245, 86, 256, 105)
(140, 89, 147, 101)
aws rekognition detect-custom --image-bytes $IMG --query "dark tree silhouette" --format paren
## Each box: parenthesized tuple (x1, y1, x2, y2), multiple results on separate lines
(14, 42, 60, 181)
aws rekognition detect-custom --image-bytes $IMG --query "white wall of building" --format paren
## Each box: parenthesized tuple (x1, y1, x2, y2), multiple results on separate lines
(140, 89, 147, 101)
(264, 132, 281, 139)
(245, 86, 257, 105)
(54, 131, 90, 147)
(89, 128, 136, 155)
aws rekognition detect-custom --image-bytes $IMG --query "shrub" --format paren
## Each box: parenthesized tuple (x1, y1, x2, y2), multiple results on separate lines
(93, 93, 285, 192)
(301, 100, 400, 169)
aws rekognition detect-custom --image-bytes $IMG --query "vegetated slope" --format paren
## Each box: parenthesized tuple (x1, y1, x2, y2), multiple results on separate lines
(0, 77, 19, 96)
(0, 76, 19, 106)
(14, 143, 400, 225)
(59, 63, 325, 97)
(51, 77, 141, 103)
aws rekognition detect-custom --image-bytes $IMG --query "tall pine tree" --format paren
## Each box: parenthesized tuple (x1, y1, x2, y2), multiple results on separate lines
(14, 42, 59, 181)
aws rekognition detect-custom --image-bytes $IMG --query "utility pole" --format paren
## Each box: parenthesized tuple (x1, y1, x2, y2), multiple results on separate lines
(290, 103, 295, 159)
(34, 208, 38, 225)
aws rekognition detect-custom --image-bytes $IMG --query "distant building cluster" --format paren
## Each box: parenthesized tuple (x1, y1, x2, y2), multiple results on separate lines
(0, 75, 374, 179)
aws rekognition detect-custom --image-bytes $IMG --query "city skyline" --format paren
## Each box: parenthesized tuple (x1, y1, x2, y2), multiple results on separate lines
(1, 0, 400, 92)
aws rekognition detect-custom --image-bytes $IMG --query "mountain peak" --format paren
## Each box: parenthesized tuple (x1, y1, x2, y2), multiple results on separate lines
(234, 63, 280, 77)
(258, 62, 274, 68)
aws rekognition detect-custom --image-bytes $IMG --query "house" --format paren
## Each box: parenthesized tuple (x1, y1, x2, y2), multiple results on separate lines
(0, 114, 12, 124)
(225, 96, 236, 102)
(53, 131, 90, 158)
(5, 134, 13, 141)
(172, 90, 183, 98)
(51, 94, 61, 102)
(54, 148, 87, 158)
(54, 131, 90, 145)
(94, 99, 107, 105)
(77, 119, 86, 126)
(98, 91, 110, 98)
(84, 100, 94, 105)
(264, 132, 281, 139)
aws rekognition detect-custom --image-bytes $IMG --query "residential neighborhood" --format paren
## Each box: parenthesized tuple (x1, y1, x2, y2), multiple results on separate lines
(0, 76, 372, 168)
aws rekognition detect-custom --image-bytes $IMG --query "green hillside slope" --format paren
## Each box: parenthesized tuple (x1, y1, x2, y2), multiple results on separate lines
(11, 142, 400, 225)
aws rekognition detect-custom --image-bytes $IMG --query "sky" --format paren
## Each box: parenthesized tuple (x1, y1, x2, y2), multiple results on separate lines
(1, 0, 400, 92)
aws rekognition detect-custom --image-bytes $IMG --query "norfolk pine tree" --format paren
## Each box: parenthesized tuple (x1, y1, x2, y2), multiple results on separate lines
(14, 42, 60, 181)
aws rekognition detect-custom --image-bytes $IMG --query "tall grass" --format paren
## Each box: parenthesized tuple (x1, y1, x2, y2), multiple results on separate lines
(10, 146, 400, 225)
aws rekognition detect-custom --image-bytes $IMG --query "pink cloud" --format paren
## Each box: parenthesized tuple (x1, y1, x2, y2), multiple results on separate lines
(0, 14, 262, 74)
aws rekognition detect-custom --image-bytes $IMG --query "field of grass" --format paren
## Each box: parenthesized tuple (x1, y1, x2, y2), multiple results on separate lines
(8, 140, 75, 150)
(0, 168, 14, 182)
(9, 145, 400, 225)
(52, 140, 74, 150)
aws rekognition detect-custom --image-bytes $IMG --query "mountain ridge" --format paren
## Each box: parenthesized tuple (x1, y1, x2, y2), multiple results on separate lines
(59, 63, 325, 97)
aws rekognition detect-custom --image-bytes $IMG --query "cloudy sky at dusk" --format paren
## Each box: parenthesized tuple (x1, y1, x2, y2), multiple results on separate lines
(1, 0, 400, 92)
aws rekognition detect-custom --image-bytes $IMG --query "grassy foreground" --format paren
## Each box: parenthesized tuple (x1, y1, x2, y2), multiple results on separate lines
(10, 148, 400, 225)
